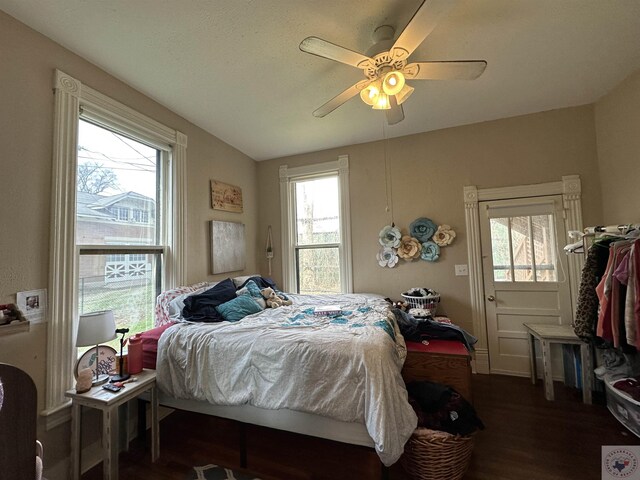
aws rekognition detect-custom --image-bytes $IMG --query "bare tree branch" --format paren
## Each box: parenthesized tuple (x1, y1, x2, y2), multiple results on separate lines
(77, 162, 119, 194)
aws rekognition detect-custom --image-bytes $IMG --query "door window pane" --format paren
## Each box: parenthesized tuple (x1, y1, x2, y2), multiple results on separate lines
(510, 216, 534, 281)
(532, 215, 558, 281)
(295, 177, 340, 245)
(490, 218, 511, 281)
(296, 247, 341, 294)
(490, 214, 558, 283)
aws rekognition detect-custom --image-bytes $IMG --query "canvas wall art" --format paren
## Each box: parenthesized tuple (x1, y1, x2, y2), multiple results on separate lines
(211, 220, 246, 274)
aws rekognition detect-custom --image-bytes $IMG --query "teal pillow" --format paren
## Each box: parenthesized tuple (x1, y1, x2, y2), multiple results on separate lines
(236, 279, 263, 299)
(216, 294, 262, 322)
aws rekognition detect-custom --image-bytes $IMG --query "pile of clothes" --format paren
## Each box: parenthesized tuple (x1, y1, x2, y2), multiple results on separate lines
(392, 308, 477, 352)
(406, 381, 484, 436)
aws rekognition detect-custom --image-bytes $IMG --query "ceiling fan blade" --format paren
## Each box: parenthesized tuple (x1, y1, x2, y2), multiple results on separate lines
(404, 61, 487, 80)
(313, 80, 372, 118)
(390, 0, 457, 62)
(300, 37, 374, 70)
(385, 96, 404, 125)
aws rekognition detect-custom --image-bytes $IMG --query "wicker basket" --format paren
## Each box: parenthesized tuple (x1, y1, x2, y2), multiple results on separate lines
(401, 292, 440, 315)
(400, 428, 475, 480)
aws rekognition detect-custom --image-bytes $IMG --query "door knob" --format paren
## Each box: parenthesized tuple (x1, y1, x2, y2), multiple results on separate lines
(487, 295, 495, 302)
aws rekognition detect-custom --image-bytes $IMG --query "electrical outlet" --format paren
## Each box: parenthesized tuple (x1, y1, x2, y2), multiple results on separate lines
(455, 264, 469, 276)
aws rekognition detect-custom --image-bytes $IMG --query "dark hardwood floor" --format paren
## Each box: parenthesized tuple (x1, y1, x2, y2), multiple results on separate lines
(83, 375, 637, 480)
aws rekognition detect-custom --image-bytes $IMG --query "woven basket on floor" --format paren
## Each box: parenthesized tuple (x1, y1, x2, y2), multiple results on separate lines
(400, 428, 475, 480)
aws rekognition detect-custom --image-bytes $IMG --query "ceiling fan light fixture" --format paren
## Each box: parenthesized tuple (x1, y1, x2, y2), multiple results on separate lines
(360, 82, 381, 106)
(382, 71, 405, 96)
(395, 84, 415, 105)
(372, 92, 391, 110)
(300, 1, 487, 123)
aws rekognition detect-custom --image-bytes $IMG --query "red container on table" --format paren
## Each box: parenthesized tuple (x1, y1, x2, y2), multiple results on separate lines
(128, 333, 144, 374)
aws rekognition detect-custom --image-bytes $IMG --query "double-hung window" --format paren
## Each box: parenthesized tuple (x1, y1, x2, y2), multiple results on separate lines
(76, 118, 164, 346)
(44, 70, 187, 425)
(279, 156, 352, 294)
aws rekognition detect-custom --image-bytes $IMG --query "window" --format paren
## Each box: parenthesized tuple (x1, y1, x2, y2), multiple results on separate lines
(489, 214, 558, 282)
(132, 209, 149, 223)
(294, 176, 341, 293)
(45, 70, 187, 424)
(279, 157, 352, 294)
(113, 206, 130, 221)
(76, 119, 162, 347)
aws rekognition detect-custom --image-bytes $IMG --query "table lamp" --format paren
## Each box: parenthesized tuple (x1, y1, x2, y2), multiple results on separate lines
(76, 310, 116, 386)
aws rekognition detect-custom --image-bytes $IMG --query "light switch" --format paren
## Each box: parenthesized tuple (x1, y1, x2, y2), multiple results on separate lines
(455, 264, 469, 276)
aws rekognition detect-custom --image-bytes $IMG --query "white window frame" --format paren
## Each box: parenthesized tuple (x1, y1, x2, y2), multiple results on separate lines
(279, 155, 352, 293)
(43, 70, 187, 428)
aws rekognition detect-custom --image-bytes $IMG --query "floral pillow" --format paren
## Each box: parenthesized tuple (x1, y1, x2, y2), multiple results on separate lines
(154, 282, 211, 327)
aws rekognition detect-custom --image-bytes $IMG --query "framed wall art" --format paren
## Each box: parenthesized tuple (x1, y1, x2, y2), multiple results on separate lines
(211, 220, 246, 274)
(211, 180, 243, 213)
(16, 288, 47, 324)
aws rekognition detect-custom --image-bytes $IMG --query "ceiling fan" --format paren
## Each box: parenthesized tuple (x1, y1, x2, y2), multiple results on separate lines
(299, 0, 487, 125)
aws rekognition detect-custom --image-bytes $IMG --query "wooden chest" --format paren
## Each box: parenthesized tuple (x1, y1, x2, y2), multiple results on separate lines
(401, 339, 472, 403)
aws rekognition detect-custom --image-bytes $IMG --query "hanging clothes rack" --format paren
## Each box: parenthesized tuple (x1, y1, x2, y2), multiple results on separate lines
(564, 224, 640, 256)
(585, 224, 640, 235)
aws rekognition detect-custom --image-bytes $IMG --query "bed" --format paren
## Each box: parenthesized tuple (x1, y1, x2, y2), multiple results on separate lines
(153, 276, 418, 466)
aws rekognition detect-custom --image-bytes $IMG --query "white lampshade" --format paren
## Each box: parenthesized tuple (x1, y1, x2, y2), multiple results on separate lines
(76, 310, 116, 347)
(372, 92, 391, 110)
(382, 71, 405, 96)
(360, 81, 381, 106)
(395, 84, 415, 105)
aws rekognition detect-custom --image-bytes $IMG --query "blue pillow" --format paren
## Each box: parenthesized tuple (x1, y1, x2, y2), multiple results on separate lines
(216, 294, 263, 322)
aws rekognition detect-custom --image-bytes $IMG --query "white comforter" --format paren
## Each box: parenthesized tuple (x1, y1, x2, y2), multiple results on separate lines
(156, 293, 417, 465)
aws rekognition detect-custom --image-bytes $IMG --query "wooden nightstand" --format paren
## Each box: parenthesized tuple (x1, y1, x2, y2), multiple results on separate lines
(402, 340, 473, 402)
(65, 369, 159, 480)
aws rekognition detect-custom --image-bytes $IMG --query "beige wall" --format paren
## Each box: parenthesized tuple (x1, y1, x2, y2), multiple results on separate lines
(258, 106, 603, 335)
(594, 69, 640, 224)
(0, 10, 258, 477)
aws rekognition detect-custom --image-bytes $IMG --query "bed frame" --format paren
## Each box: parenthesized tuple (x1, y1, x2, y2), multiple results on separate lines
(156, 392, 375, 447)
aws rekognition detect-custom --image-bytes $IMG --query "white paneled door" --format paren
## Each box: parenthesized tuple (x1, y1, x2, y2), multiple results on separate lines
(480, 195, 573, 376)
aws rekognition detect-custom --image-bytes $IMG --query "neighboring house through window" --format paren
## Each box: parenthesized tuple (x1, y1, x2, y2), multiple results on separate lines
(279, 156, 352, 294)
(44, 70, 187, 426)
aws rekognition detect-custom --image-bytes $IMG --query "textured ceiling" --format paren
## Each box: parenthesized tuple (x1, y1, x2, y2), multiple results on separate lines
(2, 0, 640, 160)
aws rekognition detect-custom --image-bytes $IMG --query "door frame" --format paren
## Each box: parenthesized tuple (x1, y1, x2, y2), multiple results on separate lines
(463, 175, 583, 374)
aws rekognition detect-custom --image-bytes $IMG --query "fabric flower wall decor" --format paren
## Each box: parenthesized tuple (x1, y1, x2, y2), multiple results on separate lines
(397, 235, 422, 261)
(377, 246, 399, 268)
(409, 217, 437, 242)
(375, 218, 455, 267)
(378, 225, 402, 248)
(433, 224, 456, 246)
(420, 241, 440, 262)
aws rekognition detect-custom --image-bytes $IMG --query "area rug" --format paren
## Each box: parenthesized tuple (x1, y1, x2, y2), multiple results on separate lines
(191, 464, 262, 480)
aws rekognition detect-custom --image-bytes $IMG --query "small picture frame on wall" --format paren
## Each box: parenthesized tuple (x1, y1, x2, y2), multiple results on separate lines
(211, 180, 243, 213)
(16, 288, 47, 324)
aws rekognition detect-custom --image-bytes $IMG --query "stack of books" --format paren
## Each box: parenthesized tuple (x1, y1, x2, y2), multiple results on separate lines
(313, 305, 342, 316)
